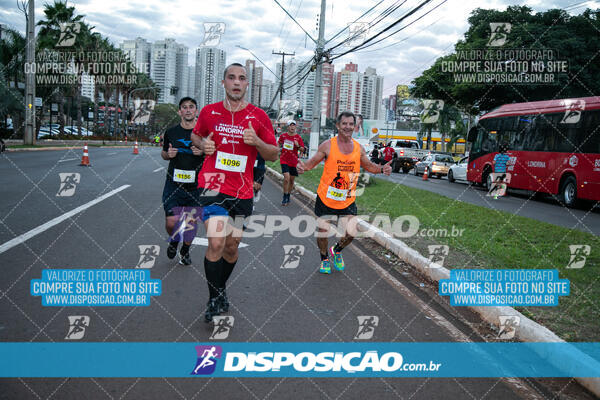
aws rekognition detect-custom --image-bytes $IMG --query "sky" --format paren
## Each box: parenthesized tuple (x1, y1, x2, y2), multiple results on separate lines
(1, 0, 598, 97)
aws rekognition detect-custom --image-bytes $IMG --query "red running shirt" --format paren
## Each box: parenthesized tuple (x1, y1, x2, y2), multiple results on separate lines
(192, 102, 276, 199)
(278, 132, 304, 167)
(383, 146, 395, 161)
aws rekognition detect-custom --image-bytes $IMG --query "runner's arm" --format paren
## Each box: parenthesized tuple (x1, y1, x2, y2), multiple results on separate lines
(360, 146, 391, 174)
(299, 140, 329, 171)
(255, 137, 278, 161)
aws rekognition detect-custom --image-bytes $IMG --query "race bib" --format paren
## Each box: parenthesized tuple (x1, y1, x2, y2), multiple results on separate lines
(215, 151, 247, 173)
(326, 186, 348, 201)
(283, 140, 294, 150)
(173, 169, 195, 183)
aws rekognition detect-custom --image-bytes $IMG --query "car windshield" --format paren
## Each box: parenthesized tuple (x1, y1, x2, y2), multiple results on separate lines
(436, 155, 454, 162)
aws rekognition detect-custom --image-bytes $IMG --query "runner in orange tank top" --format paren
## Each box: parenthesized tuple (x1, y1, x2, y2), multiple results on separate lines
(297, 111, 392, 274)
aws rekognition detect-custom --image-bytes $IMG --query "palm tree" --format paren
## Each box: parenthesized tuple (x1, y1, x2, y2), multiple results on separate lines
(37, 1, 85, 135)
(0, 28, 26, 137)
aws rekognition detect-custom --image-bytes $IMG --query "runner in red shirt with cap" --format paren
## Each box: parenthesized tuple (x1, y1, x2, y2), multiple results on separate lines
(191, 63, 278, 322)
(278, 119, 305, 205)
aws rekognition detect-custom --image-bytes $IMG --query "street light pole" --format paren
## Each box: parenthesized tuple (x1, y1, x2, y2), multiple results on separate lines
(309, 0, 326, 157)
(24, 0, 36, 145)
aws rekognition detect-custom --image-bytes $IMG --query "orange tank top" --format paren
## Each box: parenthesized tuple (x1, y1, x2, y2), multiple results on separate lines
(317, 136, 361, 209)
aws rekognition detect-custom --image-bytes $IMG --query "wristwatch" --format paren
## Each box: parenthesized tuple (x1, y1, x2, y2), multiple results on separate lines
(380, 167, 383, 174)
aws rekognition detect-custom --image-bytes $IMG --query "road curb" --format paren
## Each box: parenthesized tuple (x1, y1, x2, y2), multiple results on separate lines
(266, 166, 600, 396)
(6, 145, 137, 152)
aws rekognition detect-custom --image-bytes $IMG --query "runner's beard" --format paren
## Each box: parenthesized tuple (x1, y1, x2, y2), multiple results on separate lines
(226, 90, 245, 102)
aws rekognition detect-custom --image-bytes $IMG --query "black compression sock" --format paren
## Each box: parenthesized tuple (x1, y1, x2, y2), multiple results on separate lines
(180, 243, 190, 255)
(320, 253, 328, 261)
(204, 257, 222, 299)
(333, 243, 343, 253)
(220, 258, 237, 289)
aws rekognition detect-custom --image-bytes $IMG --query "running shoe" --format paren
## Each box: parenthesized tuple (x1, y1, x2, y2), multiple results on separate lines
(167, 242, 178, 259)
(329, 246, 345, 271)
(319, 259, 331, 274)
(204, 298, 220, 322)
(178, 251, 191, 266)
(217, 289, 229, 313)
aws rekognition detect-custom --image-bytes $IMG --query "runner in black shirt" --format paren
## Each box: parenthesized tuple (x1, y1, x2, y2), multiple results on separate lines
(161, 97, 204, 265)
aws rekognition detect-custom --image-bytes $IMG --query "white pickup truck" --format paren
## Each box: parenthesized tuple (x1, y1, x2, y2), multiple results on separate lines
(391, 140, 430, 173)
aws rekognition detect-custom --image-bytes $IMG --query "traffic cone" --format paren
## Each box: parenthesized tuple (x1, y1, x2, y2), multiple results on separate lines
(422, 167, 429, 181)
(80, 143, 91, 166)
(133, 141, 139, 155)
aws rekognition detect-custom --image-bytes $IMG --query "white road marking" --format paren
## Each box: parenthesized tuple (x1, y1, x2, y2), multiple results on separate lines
(192, 237, 248, 248)
(0, 185, 131, 255)
(57, 158, 78, 163)
(107, 152, 117, 155)
(153, 167, 164, 172)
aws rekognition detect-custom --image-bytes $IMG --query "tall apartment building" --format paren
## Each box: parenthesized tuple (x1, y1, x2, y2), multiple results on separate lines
(260, 79, 276, 108)
(151, 39, 178, 104)
(361, 67, 384, 120)
(195, 47, 226, 107)
(120, 37, 151, 75)
(333, 63, 384, 120)
(174, 44, 188, 101)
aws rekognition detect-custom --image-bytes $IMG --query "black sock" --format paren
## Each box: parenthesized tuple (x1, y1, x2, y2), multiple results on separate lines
(320, 253, 328, 261)
(220, 258, 237, 291)
(334, 243, 343, 253)
(168, 240, 179, 247)
(180, 243, 190, 255)
(204, 257, 221, 299)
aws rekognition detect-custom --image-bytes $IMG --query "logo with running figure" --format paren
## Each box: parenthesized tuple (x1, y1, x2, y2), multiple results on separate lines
(132, 99, 155, 124)
(281, 245, 305, 269)
(487, 22, 511, 47)
(202, 23, 225, 46)
(427, 245, 449, 268)
(65, 316, 90, 340)
(210, 316, 234, 340)
(56, 173, 81, 197)
(560, 99, 585, 124)
(346, 22, 369, 47)
(566, 245, 591, 269)
(191, 345, 222, 375)
(170, 207, 201, 244)
(201, 173, 225, 197)
(349, 172, 370, 197)
(137, 245, 160, 269)
(497, 315, 520, 339)
(56, 22, 81, 47)
(354, 316, 379, 340)
(421, 100, 443, 124)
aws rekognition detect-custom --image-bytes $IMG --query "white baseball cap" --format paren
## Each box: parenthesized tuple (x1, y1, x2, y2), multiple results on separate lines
(287, 120, 296, 126)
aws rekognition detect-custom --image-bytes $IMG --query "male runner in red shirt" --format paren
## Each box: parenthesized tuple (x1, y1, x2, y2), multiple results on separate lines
(191, 63, 278, 322)
(278, 120, 305, 205)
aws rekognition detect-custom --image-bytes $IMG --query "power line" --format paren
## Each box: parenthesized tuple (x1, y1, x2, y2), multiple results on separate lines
(328, 0, 436, 61)
(272, 0, 317, 43)
(325, 0, 387, 44)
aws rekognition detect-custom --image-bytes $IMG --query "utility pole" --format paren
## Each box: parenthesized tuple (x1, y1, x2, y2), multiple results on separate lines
(309, 0, 326, 157)
(272, 50, 295, 103)
(24, 0, 36, 145)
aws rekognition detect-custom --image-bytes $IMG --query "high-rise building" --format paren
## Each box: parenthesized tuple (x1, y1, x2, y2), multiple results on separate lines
(195, 47, 226, 107)
(151, 39, 178, 104)
(361, 67, 384, 120)
(120, 37, 152, 76)
(80, 72, 94, 100)
(275, 58, 305, 110)
(187, 66, 196, 101)
(334, 63, 362, 117)
(321, 63, 335, 120)
(260, 79, 275, 108)
(174, 44, 189, 101)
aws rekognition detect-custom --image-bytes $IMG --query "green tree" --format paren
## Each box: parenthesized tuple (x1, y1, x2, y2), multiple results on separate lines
(411, 6, 600, 113)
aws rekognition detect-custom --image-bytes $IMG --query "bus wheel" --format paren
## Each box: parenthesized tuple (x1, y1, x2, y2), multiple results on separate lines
(482, 169, 492, 191)
(560, 176, 578, 207)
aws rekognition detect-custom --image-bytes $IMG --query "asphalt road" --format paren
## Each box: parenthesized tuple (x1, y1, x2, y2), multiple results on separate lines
(0, 147, 590, 399)
(379, 169, 600, 236)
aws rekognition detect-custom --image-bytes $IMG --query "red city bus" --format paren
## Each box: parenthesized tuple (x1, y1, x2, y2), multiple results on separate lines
(466, 96, 600, 207)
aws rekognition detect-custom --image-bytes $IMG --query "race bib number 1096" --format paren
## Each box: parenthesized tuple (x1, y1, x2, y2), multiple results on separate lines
(215, 151, 247, 173)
